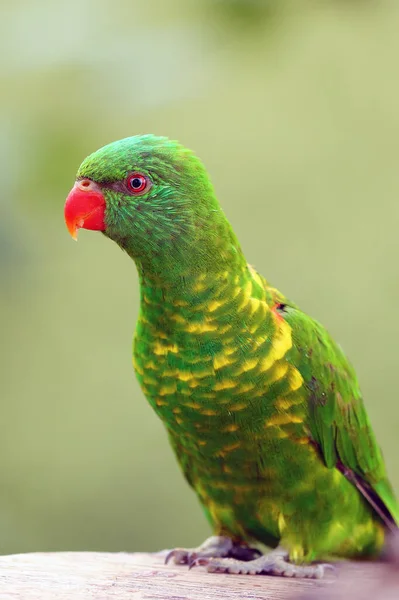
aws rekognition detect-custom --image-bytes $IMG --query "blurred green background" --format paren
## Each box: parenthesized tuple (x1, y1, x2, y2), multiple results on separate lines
(1, 0, 399, 555)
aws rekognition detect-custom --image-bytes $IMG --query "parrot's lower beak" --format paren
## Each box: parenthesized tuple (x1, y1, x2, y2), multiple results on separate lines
(64, 179, 106, 240)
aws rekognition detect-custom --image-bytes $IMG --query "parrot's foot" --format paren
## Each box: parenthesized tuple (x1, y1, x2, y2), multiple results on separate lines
(165, 535, 261, 566)
(190, 546, 334, 579)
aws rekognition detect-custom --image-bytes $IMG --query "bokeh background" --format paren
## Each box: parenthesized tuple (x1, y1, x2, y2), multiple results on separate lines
(1, 0, 399, 555)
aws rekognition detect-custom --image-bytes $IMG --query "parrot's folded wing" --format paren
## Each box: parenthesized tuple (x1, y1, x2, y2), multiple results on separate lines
(283, 305, 399, 529)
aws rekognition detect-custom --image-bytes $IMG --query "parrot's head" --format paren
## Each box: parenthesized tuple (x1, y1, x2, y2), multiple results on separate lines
(64, 135, 237, 275)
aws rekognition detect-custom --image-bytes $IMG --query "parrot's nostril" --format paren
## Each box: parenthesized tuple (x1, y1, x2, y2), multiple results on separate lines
(76, 178, 98, 192)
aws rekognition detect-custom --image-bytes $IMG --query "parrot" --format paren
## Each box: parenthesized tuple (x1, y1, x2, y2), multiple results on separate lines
(64, 135, 398, 578)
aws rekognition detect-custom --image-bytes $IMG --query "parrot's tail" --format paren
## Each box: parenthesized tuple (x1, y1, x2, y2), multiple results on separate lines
(338, 462, 399, 532)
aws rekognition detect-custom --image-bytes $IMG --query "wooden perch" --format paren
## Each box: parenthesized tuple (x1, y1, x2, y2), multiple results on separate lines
(0, 551, 397, 600)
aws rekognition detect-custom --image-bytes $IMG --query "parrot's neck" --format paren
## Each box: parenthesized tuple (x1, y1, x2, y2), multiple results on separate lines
(135, 255, 266, 340)
(114, 196, 248, 288)
(138, 261, 250, 310)
(133, 222, 249, 306)
(130, 214, 266, 334)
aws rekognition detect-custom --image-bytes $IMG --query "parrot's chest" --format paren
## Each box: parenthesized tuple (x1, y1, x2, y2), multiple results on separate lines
(133, 318, 317, 541)
(133, 288, 308, 475)
(133, 331, 239, 429)
(133, 319, 307, 455)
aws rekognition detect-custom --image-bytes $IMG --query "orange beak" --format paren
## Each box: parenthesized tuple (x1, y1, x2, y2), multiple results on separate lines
(64, 179, 106, 240)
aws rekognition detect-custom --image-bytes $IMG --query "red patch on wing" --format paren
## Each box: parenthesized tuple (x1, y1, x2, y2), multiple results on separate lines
(271, 303, 286, 321)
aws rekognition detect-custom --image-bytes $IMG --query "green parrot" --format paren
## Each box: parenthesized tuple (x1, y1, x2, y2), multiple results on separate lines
(64, 135, 398, 578)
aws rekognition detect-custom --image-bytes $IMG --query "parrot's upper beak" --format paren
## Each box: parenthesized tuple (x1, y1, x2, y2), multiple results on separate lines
(64, 179, 106, 240)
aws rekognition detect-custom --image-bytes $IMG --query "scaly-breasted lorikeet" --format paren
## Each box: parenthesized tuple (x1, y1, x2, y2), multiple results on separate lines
(64, 135, 398, 578)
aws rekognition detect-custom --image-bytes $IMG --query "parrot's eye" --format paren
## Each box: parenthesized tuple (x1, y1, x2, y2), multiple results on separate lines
(126, 173, 150, 194)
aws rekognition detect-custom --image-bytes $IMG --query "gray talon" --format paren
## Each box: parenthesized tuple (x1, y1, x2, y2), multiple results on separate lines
(165, 539, 331, 579)
(188, 546, 335, 578)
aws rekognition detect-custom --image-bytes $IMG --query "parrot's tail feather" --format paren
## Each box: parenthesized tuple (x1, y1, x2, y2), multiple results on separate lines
(337, 462, 398, 532)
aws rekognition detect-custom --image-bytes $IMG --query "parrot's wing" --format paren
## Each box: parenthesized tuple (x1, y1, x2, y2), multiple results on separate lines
(282, 304, 399, 529)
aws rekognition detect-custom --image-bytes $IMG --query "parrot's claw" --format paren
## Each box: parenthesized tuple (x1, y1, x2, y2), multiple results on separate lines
(189, 546, 335, 578)
(165, 535, 261, 566)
